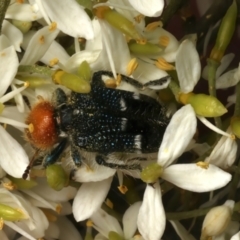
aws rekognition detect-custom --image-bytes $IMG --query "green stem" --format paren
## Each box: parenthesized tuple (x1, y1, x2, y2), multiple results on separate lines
(0, 0, 10, 34)
(234, 81, 240, 117)
(166, 200, 240, 220)
(207, 58, 222, 129)
(168, 80, 181, 102)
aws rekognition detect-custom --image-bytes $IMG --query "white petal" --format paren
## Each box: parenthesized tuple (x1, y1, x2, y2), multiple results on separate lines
(0, 46, 19, 97)
(32, 178, 77, 202)
(0, 230, 9, 240)
(40, 40, 70, 66)
(158, 105, 197, 167)
(137, 182, 165, 240)
(162, 163, 232, 192)
(39, 0, 94, 39)
(57, 217, 83, 240)
(216, 53, 235, 78)
(73, 165, 116, 182)
(2, 20, 23, 52)
(73, 177, 112, 221)
(91, 209, 123, 238)
(205, 128, 237, 168)
(0, 34, 12, 51)
(231, 231, 240, 240)
(65, 50, 100, 73)
(5, 3, 42, 21)
(128, 0, 164, 17)
(216, 69, 239, 89)
(176, 40, 201, 93)
(0, 125, 28, 178)
(20, 25, 60, 65)
(91, 20, 131, 75)
(169, 220, 196, 240)
(123, 202, 142, 239)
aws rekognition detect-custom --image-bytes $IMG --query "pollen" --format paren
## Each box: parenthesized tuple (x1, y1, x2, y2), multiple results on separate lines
(116, 74, 122, 86)
(25, 101, 59, 150)
(136, 38, 147, 45)
(49, 58, 59, 66)
(134, 14, 144, 23)
(159, 36, 170, 47)
(86, 220, 93, 227)
(118, 185, 128, 194)
(145, 21, 162, 31)
(105, 198, 113, 208)
(39, 35, 45, 44)
(196, 161, 209, 169)
(127, 58, 138, 76)
(56, 204, 62, 214)
(155, 58, 175, 71)
(49, 22, 57, 31)
(2, 181, 16, 190)
(24, 81, 30, 87)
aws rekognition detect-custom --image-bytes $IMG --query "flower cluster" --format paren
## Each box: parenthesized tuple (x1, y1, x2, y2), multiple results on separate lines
(0, 0, 240, 239)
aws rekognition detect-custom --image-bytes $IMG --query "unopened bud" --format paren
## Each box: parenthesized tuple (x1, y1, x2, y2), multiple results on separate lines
(180, 93, 227, 117)
(0, 204, 28, 221)
(52, 70, 91, 93)
(201, 200, 234, 240)
(46, 165, 68, 191)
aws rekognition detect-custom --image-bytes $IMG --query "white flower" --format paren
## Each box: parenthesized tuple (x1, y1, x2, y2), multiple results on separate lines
(91, 202, 142, 239)
(35, 0, 94, 39)
(137, 105, 232, 240)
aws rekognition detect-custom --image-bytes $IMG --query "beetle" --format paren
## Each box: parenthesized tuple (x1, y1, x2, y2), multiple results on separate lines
(23, 71, 170, 178)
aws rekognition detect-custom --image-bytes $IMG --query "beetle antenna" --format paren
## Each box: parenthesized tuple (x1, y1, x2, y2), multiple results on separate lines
(22, 149, 40, 179)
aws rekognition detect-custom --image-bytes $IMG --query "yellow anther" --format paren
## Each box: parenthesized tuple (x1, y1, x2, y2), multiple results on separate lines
(17, 0, 24, 3)
(155, 58, 175, 71)
(86, 220, 93, 227)
(49, 22, 57, 31)
(159, 36, 170, 47)
(105, 79, 117, 88)
(0, 218, 3, 230)
(24, 81, 30, 87)
(78, 37, 86, 43)
(127, 58, 138, 76)
(134, 14, 144, 23)
(28, 123, 34, 133)
(105, 198, 113, 209)
(116, 74, 122, 86)
(230, 134, 236, 140)
(118, 185, 128, 194)
(145, 21, 162, 31)
(2, 181, 16, 190)
(136, 38, 147, 45)
(39, 35, 45, 44)
(49, 58, 59, 66)
(56, 204, 62, 214)
(196, 161, 209, 169)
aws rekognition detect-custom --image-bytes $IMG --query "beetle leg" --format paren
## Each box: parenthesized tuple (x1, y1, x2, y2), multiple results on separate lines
(95, 154, 142, 170)
(71, 144, 83, 166)
(43, 139, 67, 167)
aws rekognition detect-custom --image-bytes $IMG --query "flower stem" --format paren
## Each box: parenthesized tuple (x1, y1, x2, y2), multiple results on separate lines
(234, 81, 240, 117)
(0, 0, 10, 33)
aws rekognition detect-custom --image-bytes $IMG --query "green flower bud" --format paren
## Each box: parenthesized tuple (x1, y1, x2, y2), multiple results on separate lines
(128, 40, 164, 55)
(0, 204, 27, 221)
(52, 70, 91, 93)
(8, 176, 37, 189)
(12, 20, 32, 33)
(210, 1, 237, 62)
(46, 165, 68, 191)
(94, 7, 144, 42)
(17, 75, 51, 88)
(231, 117, 240, 138)
(108, 231, 124, 240)
(77, 60, 91, 82)
(181, 93, 227, 117)
(141, 163, 163, 183)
